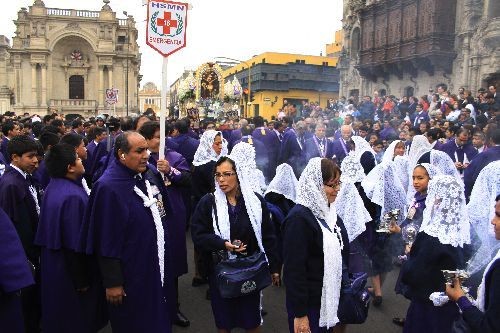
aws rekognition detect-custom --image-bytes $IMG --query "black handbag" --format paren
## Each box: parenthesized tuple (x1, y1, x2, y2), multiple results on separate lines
(211, 195, 272, 299)
(337, 271, 371, 324)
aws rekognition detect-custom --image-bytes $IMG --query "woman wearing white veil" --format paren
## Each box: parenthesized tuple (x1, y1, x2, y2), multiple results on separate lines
(466, 161, 500, 276)
(230, 142, 266, 195)
(283, 158, 349, 333)
(401, 175, 470, 333)
(191, 147, 280, 333)
(191, 130, 228, 286)
(446, 194, 500, 333)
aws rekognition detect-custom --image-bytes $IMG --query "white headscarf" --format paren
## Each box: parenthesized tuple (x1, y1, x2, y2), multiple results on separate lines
(264, 163, 298, 202)
(466, 161, 500, 275)
(405, 162, 442, 206)
(429, 150, 462, 180)
(340, 153, 366, 184)
(408, 135, 431, 169)
(419, 175, 471, 247)
(351, 135, 376, 162)
(193, 130, 228, 166)
(296, 158, 343, 328)
(211, 142, 265, 258)
(382, 140, 404, 165)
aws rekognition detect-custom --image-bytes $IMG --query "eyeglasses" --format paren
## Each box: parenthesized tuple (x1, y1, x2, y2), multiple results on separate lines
(324, 181, 342, 189)
(214, 172, 236, 180)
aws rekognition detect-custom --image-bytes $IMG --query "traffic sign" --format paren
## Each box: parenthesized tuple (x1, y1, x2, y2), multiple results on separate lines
(146, 0, 188, 57)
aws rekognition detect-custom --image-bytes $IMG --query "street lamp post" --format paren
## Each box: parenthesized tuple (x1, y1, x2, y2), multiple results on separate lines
(214, 56, 251, 118)
(123, 11, 130, 116)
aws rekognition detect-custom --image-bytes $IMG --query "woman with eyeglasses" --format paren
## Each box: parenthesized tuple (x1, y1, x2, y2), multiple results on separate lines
(283, 158, 349, 333)
(191, 130, 228, 287)
(191, 143, 280, 333)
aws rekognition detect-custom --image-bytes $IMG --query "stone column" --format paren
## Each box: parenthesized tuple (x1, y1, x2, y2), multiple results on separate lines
(108, 66, 113, 88)
(41, 64, 47, 106)
(31, 63, 37, 105)
(99, 65, 104, 105)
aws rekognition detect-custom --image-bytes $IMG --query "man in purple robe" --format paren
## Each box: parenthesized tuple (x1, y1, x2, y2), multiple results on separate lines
(33, 131, 60, 191)
(235, 125, 270, 181)
(0, 207, 35, 333)
(304, 123, 334, 161)
(331, 125, 352, 165)
(0, 135, 41, 332)
(79, 132, 174, 333)
(170, 119, 199, 167)
(139, 121, 191, 327)
(35, 143, 107, 333)
(279, 117, 305, 177)
(1, 121, 21, 164)
(439, 128, 478, 176)
(252, 116, 280, 180)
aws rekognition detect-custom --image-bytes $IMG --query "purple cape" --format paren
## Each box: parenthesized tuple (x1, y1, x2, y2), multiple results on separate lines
(35, 178, 107, 332)
(0, 207, 34, 333)
(79, 160, 173, 333)
(149, 149, 190, 277)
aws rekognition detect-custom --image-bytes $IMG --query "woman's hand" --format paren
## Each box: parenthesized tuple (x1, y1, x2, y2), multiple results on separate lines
(106, 286, 126, 305)
(445, 277, 466, 302)
(404, 244, 412, 255)
(272, 273, 281, 287)
(157, 159, 171, 174)
(224, 240, 247, 253)
(294, 316, 310, 333)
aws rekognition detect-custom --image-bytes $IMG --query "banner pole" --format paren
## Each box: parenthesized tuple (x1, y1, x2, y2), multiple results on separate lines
(159, 57, 168, 160)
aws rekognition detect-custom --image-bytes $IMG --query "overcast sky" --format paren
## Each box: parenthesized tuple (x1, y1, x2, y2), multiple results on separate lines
(1, 0, 343, 87)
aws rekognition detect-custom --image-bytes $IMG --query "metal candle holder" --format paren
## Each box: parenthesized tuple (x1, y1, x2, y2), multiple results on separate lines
(376, 209, 401, 233)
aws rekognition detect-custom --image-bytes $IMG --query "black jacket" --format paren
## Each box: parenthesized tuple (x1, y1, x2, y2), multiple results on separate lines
(283, 204, 349, 317)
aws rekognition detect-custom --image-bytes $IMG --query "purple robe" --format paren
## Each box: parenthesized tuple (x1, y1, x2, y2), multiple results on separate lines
(228, 129, 242, 151)
(79, 160, 173, 333)
(170, 134, 199, 166)
(464, 146, 500, 200)
(0, 136, 10, 164)
(35, 178, 107, 333)
(252, 127, 281, 180)
(0, 207, 34, 333)
(279, 128, 305, 177)
(32, 159, 50, 191)
(149, 149, 191, 277)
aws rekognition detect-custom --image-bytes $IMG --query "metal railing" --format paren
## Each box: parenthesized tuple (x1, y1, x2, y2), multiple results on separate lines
(50, 99, 98, 108)
(47, 8, 100, 18)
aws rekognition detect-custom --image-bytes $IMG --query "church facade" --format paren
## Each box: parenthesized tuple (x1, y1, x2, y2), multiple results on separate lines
(338, 0, 500, 99)
(0, 0, 141, 117)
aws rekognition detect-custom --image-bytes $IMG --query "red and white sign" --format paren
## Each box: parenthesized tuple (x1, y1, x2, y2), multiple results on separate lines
(105, 88, 119, 105)
(146, 0, 188, 57)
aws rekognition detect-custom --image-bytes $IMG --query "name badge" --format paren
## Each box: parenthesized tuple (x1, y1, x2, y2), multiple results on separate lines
(155, 194, 167, 218)
(407, 206, 416, 220)
(261, 129, 266, 136)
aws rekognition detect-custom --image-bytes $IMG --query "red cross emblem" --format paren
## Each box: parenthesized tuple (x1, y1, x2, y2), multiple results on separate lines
(156, 12, 178, 35)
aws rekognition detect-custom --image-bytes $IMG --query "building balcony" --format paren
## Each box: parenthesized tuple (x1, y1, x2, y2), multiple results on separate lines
(49, 99, 98, 113)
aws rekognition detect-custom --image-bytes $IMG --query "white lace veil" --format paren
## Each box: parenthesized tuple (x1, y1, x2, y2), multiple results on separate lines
(408, 135, 431, 169)
(405, 163, 441, 206)
(351, 136, 376, 162)
(430, 150, 462, 180)
(211, 142, 265, 257)
(264, 163, 298, 202)
(393, 155, 409, 193)
(419, 175, 471, 247)
(296, 158, 342, 328)
(466, 161, 500, 274)
(340, 153, 366, 184)
(193, 130, 228, 166)
(336, 181, 371, 242)
(382, 140, 404, 165)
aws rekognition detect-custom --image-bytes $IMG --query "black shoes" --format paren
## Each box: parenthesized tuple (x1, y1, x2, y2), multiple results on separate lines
(173, 310, 190, 327)
(192, 276, 207, 287)
(372, 295, 383, 307)
(392, 317, 405, 327)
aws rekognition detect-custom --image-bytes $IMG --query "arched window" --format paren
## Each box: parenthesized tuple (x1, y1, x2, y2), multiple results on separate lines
(351, 27, 361, 58)
(69, 75, 84, 99)
(404, 86, 414, 98)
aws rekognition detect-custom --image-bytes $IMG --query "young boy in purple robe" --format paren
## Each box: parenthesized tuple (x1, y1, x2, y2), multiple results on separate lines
(79, 132, 174, 333)
(35, 143, 107, 333)
(0, 135, 41, 332)
(139, 121, 191, 327)
(0, 207, 35, 333)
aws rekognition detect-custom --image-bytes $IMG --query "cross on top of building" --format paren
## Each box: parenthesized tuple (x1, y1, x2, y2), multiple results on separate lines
(157, 12, 178, 35)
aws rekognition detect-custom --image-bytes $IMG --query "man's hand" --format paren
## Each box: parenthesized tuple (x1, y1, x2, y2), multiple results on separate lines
(106, 286, 126, 305)
(272, 273, 281, 287)
(157, 159, 171, 174)
(389, 224, 401, 234)
(294, 316, 311, 333)
(445, 278, 466, 302)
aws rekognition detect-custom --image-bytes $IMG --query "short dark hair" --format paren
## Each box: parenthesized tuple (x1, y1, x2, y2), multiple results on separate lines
(6, 135, 39, 159)
(321, 158, 340, 183)
(490, 128, 500, 145)
(174, 119, 189, 134)
(50, 119, 64, 128)
(426, 128, 441, 141)
(253, 116, 264, 128)
(139, 121, 160, 140)
(71, 119, 83, 129)
(41, 125, 61, 136)
(113, 131, 135, 159)
(60, 133, 84, 148)
(39, 131, 60, 151)
(45, 143, 78, 178)
(1, 121, 17, 136)
(241, 125, 253, 136)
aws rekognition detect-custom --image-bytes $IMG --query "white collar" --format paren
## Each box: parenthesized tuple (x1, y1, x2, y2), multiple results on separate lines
(9, 163, 27, 179)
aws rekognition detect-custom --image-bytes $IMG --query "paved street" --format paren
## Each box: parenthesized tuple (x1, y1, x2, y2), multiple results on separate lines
(102, 232, 409, 333)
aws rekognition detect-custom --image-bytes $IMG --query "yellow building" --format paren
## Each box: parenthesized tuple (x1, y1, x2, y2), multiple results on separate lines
(138, 82, 161, 114)
(221, 52, 340, 120)
(326, 30, 343, 57)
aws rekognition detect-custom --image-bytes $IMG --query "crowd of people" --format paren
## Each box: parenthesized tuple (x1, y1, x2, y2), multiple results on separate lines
(0, 82, 499, 333)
